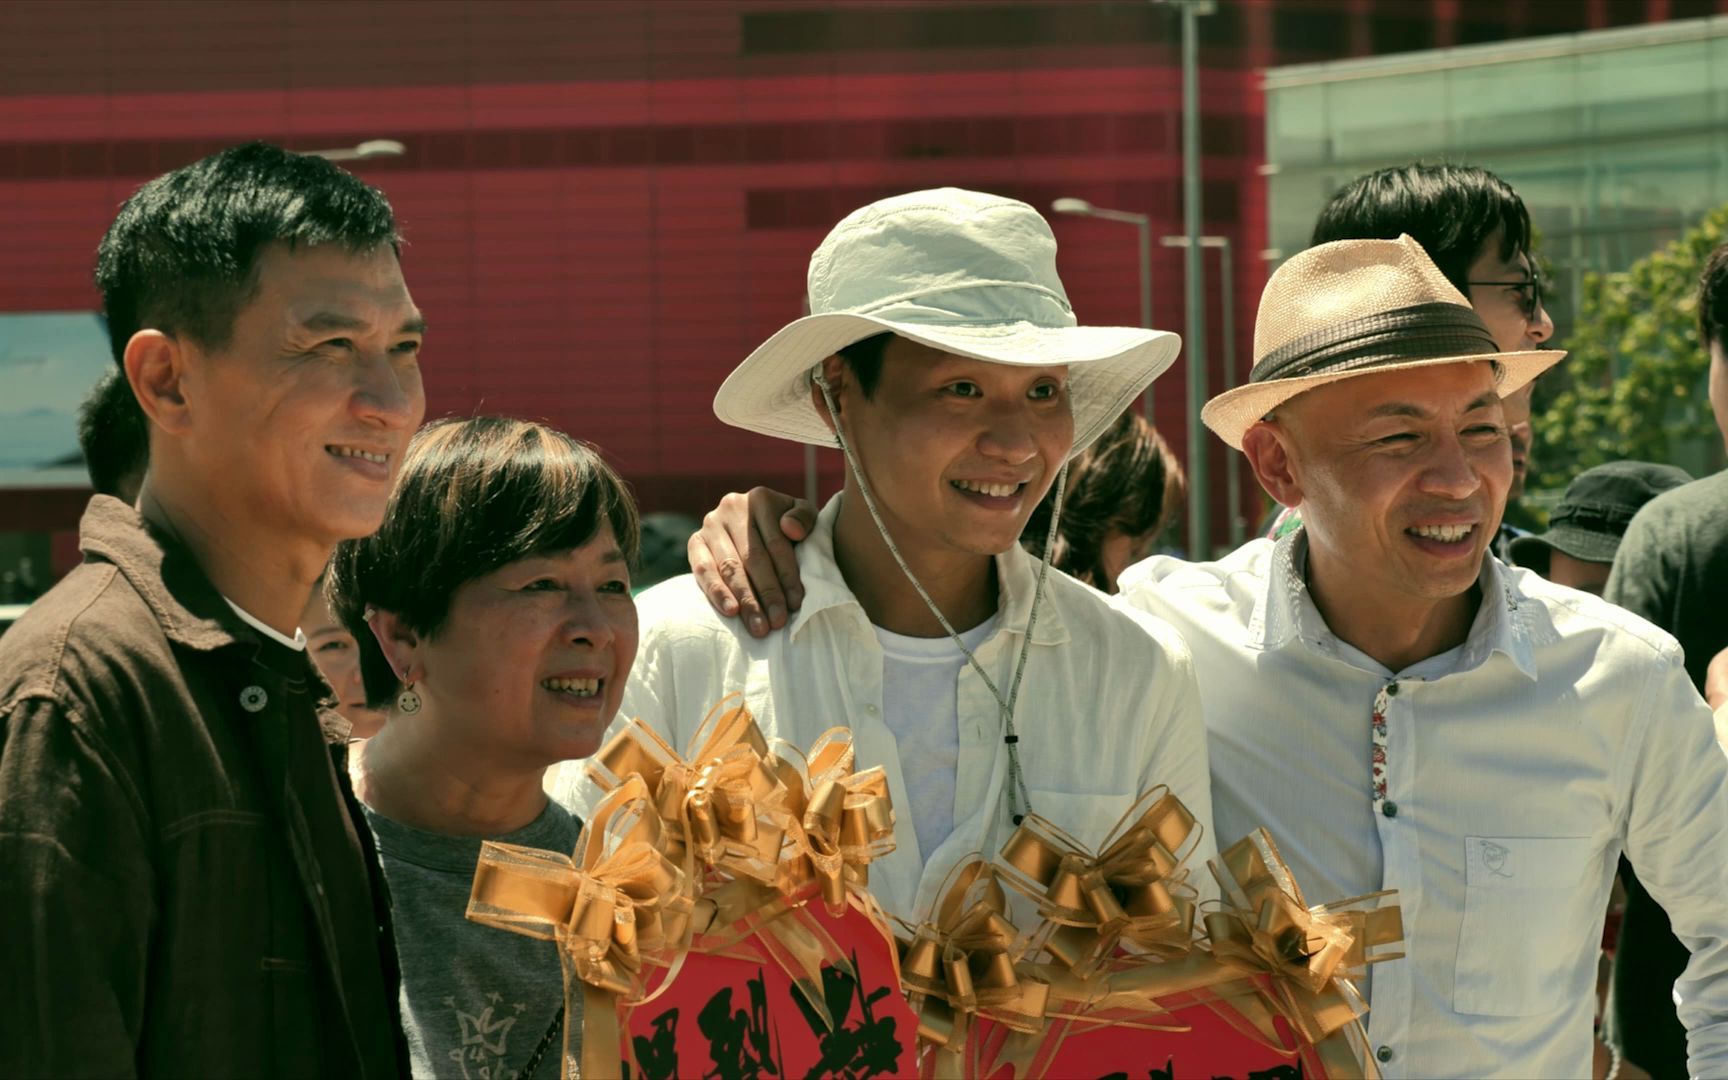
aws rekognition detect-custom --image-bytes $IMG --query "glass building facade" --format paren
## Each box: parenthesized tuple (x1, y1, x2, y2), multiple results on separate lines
(1265, 16, 1728, 481)
(1266, 16, 1727, 355)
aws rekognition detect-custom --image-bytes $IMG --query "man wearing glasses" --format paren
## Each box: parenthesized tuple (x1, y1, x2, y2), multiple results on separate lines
(1266, 163, 1556, 562)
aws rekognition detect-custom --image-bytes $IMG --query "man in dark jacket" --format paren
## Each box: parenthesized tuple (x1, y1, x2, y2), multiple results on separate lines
(0, 142, 425, 1076)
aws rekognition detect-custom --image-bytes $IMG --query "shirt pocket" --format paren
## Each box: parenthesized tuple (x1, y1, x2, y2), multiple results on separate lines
(1025, 788, 1138, 851)
(1453, 835, 1597, 1017)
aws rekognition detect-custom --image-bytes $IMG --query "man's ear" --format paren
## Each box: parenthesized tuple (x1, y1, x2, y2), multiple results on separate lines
(123, 330, 192, 437)
(808, 355, 848, 435)
(366, 608, 423, 685)
(1241, 418, 1304, 509)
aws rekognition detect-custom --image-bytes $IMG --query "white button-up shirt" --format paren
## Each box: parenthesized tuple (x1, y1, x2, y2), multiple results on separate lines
(1117, 533, 1728, 1079)
(557, 496, 1215, 920)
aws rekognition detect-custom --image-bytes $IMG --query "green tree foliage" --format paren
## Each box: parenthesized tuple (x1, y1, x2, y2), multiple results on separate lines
(1533, 204, 1728, 501)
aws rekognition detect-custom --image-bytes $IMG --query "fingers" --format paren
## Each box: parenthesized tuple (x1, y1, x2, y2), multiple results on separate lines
(688, 526, 740, 618)
(780, 498, 818, 543)
(733, 487, 797, 632)
(692, 491, 775, 637)
(694, 493, 751, 623)
(690, 489, 816, 639)
(744, 490, 806, 614)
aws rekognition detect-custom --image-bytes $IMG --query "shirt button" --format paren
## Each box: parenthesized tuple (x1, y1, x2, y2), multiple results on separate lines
(1377, 1045, 1394, 1063)
(1382, 800, 1399, 819)
(239, 685, 268, 713)
(1385, 681, 1400, 696)
(864, 704, 879, 716)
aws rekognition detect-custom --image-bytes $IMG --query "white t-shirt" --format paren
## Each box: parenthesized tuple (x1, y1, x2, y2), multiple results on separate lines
(871, 615, 997, 859)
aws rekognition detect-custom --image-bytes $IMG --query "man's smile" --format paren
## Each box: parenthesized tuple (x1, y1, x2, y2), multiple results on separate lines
(950, 478, 1026, 498)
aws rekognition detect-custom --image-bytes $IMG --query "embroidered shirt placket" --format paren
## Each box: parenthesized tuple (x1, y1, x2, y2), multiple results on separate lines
(1367, 677, 1419, 1077)
(1371, 683, 1392, 808)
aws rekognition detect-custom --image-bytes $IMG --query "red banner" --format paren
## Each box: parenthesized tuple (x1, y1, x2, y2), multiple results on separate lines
(622, 904, 918, 1080)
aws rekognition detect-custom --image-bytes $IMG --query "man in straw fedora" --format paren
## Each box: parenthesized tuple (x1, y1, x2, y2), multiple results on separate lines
(557, 188, 1215, 919)
(1112, 235, 1728, 1078)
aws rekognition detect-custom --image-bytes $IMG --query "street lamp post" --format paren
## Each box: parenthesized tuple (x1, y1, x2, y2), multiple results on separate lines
(1051, 198, 1155, 415)
(1154, 0, 1214, 557)
(1163, 234, 1243, 548)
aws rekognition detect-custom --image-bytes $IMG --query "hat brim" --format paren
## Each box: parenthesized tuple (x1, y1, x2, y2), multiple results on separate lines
(1200, 348, 1567, 451)
(1509, 524, 1621, 573)
(714, 313, 1182, 458)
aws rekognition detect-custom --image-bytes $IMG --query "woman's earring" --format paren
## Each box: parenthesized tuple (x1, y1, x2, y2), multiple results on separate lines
(396, 682, 422, 715)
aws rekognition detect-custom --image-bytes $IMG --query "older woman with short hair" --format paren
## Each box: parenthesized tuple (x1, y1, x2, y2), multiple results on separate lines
(327, 415, 639, 1080)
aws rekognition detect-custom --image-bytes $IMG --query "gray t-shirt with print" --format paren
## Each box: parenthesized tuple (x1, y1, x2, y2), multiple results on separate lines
(364, 799, 581, 1080)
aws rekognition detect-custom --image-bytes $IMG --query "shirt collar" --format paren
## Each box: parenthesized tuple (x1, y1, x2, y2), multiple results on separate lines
(223, 597, 307, 652)
(1251, 527, 1538, 681)
(785, 495, 1068, 648)
(77, 494, 258, 653)
(1457, 554, 1539, 681)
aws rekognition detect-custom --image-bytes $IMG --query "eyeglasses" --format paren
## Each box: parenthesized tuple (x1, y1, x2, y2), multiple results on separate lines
(1466, 270, 1545, 320)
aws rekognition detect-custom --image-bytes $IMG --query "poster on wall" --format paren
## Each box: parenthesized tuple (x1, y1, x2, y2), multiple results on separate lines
(0, 312, 111, 489)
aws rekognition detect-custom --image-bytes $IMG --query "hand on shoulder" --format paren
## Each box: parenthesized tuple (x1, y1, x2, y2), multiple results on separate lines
(688, 487, 815, 637)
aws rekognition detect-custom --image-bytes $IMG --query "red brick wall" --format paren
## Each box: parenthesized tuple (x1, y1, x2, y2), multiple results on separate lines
(1, 0, 1717, 568)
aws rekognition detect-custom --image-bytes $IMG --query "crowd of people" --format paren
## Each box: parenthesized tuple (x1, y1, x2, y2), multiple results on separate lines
(1, 140, 1725, 1080)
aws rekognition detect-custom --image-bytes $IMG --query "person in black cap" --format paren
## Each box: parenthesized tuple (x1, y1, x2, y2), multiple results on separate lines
(1509, 461, 1693, 596)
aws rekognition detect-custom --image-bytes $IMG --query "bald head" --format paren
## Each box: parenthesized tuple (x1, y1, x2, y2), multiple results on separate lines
(1243, 362, 1511, 606)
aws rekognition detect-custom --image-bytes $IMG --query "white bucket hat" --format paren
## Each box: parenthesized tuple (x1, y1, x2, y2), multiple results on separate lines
(1201, 234, 1565, 450)
(713, 187, 1182, 458)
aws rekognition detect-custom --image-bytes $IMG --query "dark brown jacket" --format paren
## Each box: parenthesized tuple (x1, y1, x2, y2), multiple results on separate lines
(0, 496, 404, 1077)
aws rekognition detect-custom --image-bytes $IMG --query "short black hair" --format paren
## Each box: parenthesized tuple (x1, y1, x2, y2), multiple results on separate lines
(1311, 163, 1532, 295)
(75, 368, 149, 501)
(834, 332, 893, 398)
(327, 417, 641, 709)
(94, 141, 400, 365)
(1701, 241, 1728, 353)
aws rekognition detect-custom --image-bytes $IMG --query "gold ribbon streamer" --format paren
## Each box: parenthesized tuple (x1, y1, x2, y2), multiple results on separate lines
(466, 774, 695, 1080)
(589, 694, 793, 886)
(894, 858, 1052, 1077)
(1197, 829, 1405, 1078)
(978, 813, 1403, 1080)
(771, 727, 897, 916)
(588, 700, 905, 1038)
(997, 786, 1202, 979)
(977, 787, 1203, 1080)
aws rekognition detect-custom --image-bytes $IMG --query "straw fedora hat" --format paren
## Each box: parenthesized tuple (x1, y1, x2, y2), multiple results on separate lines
(1201, 234, 1565, 450)
(713, 188, 1182, 458)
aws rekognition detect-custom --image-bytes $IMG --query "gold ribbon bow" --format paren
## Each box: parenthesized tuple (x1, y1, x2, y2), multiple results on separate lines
(589, 700, 899, 1035)
(1200, 829, 1404, 1076)
(589, 695, 791, 886)
(466, 774, 695, 1080)
(896, 858, 1051, 1077)
(998, 787, 1201, 979)
(772, 727, 897, 916)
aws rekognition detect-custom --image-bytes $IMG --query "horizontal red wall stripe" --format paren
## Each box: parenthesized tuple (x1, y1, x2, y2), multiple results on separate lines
(0, 108, 1259, 183)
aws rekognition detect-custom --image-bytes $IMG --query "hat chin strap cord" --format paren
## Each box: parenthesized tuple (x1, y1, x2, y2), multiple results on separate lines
(813, 370, 1067, 827)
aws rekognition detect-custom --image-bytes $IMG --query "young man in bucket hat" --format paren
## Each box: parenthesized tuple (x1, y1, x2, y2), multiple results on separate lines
(1114, 236, 1728, 1078)
(687, 234, 1728, 1077)
(557, 188, 1214, 919)
(1507, 460, 1692, 596)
